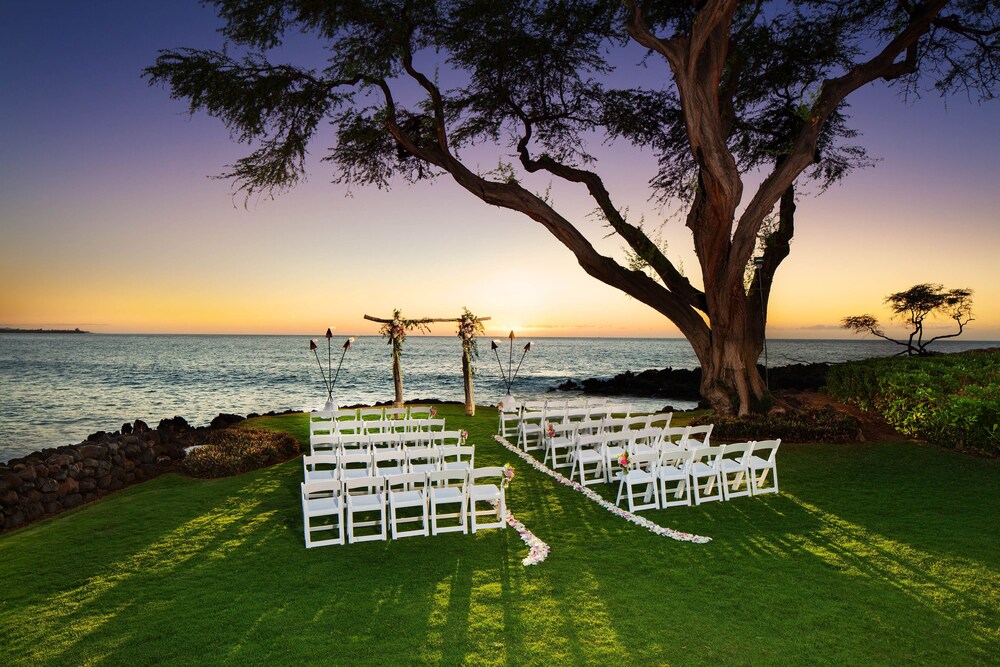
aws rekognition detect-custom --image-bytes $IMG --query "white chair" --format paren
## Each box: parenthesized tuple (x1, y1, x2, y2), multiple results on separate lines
(301, 480, 344, 547)
(358, 407, 384, 421)
(600, 417, 630, 434)
(628, 427, 662, 457)
(302, 453, 339, 483)
(498, 405, 520, 439)
(363, 418, 393, 435)
(469, 466, 507, 533)
(690, 445, 723, 504)
(387, 472, 429, 539)
(406, 446, 440, 475)
(644, 412, 673, 429)
(615, 450, 660, 512)
(659, 426, 691, 452)
(429, 430, 465, 448)
(383, 407, 408, 422)
(747, 439, 781, 495)
(339, 450, 372, 482)
(719, 442, 753, 500)
(686, 424, 713, 449)
(428, 469, 468, 535)
(407, 406, 433, 420)
(373, 449, 406, 478)
(656, 449, 694, 508)
(572, 432, 606, 486)
(440, 444, 475, 472)
(543, 421, 577, 469)
(517, 409, 547, 452)
(335, 432, 370, 453)
(369, 431, 401, 451)
(309, 411, 338, 452)
(602, 432, 631, 483)
(344, 476, 387, 543)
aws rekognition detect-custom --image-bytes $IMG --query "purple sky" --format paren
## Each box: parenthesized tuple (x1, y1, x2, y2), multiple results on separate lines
(1, 2, 997, 339)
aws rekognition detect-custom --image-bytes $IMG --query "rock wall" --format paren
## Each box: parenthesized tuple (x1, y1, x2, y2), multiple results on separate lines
(0, 416, 215, 534)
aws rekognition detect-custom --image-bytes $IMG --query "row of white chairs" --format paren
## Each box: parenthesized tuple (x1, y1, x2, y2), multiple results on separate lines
(302, 467, 508, 547)
(310, 428, 465, 454)
(506, 403, 643, 451)
(546, 422, 713, 486)
(303, 445, 475, 482)
(613, 440, 781, 512)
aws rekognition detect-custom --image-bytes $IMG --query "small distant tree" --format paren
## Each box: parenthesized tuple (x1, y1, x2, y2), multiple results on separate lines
(842, 283, 974, 356)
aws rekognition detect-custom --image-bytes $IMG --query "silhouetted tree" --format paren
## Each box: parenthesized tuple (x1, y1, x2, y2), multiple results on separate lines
(843, 283, 974, 355)
(145, 1, 999, 414)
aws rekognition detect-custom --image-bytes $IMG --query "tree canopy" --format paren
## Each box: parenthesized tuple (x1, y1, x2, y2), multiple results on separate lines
(145, 0, 999, 414)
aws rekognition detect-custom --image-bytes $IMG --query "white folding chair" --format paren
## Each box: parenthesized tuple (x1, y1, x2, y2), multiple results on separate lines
(602, 432, 631, 483)
(335, 432, 370, 453)
(427, 469, 468, 535)
(383, 407, 408, 421)
(387, 472, 429, 539)
(628, 427, 662, 457)
(302, 453, 339, 483)
(498, 405, 520, 439)
(468, 466, 507, 533)
(544, 421, 577, 469)
(440, 444, 475, 472)
(747, 439, 781, 495)
(686, 424, 713, 449)
(358, 407, 384, 422)
(407, 406, 433, 420)
(659, 426, 691, 453)
(309, 411, 338, 452)
(344, 476, 387, 543)
(339, 450, 372, 482)
(373, 449, 406, 478)
(301, 480, 344, 548)
(656, 449, 694, 508)
(690, 445, 724, 504)
(572, 432, 606, 486)
(369, 431, 401, 451)
(615, 450, 660, 512)
(719, 442, 753, 500)
(600, 417, 631, 434)
(406, 446, 441, 475)
(644, 412, 673, 429)
(517, 408, 547, 452)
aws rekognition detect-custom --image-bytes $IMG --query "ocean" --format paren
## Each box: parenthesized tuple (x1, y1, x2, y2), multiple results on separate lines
(1, 333, 995, 462)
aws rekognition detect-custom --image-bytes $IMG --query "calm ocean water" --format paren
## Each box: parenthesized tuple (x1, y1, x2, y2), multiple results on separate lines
(1, 333, 995, 462)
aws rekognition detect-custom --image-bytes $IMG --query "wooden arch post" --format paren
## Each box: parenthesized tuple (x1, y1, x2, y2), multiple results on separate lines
(364, 308, 489, 413)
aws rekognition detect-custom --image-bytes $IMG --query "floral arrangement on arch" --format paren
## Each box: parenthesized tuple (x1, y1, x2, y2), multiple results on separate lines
(457, 307, 485, 372)
(379, 309, 430, 356)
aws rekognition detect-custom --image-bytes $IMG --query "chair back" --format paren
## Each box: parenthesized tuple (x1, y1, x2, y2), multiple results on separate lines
(686, 424, 713, 449)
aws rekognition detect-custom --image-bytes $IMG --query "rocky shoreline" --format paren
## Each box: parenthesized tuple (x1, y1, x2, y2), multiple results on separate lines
(0, 409, 297, 534)
(551, 363, 831, 406)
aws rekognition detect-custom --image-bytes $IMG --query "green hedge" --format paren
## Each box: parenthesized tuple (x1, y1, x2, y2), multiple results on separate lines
(181, 427, 303, 478)
(826, 350, 1000, 456)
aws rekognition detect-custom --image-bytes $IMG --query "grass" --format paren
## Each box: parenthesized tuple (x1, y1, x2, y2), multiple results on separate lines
(1, 404, 998, 665)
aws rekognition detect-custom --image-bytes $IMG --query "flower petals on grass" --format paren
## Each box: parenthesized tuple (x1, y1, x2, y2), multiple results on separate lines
(494, 435, 711, 544)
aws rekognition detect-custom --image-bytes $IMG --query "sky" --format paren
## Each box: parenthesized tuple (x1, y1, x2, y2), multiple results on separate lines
(1, 2, 998, 340)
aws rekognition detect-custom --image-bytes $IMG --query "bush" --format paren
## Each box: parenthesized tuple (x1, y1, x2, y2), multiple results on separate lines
(826, 350, 1000, 456)
(181, 428, 302, 478)
(693, 408, 862, 444)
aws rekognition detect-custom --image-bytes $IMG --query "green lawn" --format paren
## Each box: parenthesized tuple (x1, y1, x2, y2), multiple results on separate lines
(1, 405, 998, 665)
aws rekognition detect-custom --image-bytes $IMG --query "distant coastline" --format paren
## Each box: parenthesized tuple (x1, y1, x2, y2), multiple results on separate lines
(0, 327, 90, 334)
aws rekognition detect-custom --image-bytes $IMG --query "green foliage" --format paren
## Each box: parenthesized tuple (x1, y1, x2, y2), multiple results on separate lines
(2, 405, 999, 665)
(180, 427, 302, 478)
(693, 408, 862, 444)
(827, 351, 1000, 455)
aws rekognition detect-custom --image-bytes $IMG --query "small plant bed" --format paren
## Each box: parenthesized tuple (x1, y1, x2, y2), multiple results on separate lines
(692, 407, 863, 443)
(181, 427, 302, 478)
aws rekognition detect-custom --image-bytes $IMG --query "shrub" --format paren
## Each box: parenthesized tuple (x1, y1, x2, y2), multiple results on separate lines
(827, 350, 1000, 456)
(693, 408, 862, 444)
(181, 428, 302, 478)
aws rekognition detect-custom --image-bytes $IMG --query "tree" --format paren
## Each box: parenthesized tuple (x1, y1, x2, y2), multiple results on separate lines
(144, 1, 999, 415)
(843, 283, 974, 356)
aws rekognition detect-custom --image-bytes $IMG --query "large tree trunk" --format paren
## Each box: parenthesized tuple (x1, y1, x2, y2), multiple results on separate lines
(392, 344, 404, 408)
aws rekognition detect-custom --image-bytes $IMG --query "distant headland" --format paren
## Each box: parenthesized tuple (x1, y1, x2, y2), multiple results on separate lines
(0, 327, 90, 334)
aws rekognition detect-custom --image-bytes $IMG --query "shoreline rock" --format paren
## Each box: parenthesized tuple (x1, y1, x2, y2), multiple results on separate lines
(551, 363, 831, 401)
